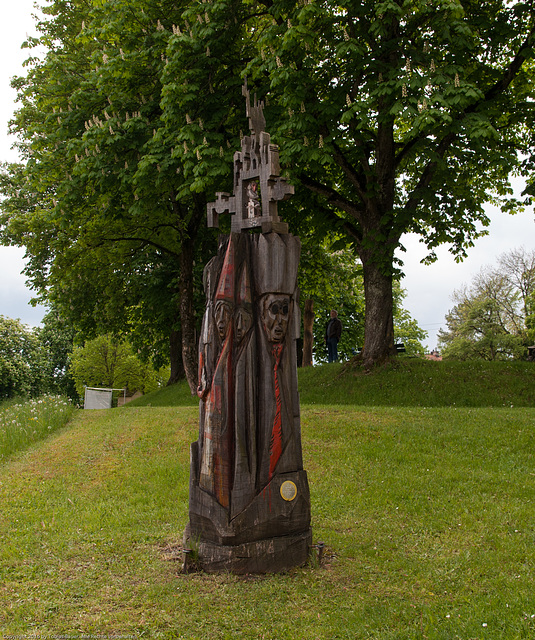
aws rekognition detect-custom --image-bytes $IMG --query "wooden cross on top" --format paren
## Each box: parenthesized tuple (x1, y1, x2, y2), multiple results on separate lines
(207, 80, 294, 234)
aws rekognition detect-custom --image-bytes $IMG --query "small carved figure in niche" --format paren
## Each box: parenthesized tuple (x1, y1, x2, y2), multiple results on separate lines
(246, 180, 261, 219)
(260, 294, 291, 343)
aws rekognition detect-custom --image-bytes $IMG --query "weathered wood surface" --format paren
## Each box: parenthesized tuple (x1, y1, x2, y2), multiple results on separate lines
(185, 232, 311, 573)
(192, 529, 312, 575)
(186, 80, 311, 574)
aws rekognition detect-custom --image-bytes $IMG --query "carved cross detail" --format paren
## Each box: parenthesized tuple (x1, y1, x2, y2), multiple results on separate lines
(207, 81, 294, 234)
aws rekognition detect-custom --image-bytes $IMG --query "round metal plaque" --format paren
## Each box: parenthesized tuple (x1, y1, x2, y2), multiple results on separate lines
(280, 480, 298, 502)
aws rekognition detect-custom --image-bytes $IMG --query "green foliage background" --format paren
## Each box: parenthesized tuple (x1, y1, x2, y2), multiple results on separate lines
(1, 0, 534, 372)
(0, 316, 49, 399)
(439, 248, 535, 360)
(70, 334, 168, 398)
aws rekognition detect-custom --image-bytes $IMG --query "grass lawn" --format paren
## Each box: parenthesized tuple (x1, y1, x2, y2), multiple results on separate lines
(1, 361, 534, 638)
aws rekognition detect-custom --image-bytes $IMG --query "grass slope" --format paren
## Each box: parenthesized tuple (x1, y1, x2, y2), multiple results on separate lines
(1, 361, 534, 638)
(131, 359, 535, 408)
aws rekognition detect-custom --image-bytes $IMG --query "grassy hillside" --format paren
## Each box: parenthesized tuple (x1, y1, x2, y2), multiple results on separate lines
(131, 359, 535, 408)
(1, 360, 534, 637)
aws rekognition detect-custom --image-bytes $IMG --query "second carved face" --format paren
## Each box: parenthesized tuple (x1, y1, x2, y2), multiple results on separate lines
(235, 307, 253, 343)
(214, 300, 233, 340)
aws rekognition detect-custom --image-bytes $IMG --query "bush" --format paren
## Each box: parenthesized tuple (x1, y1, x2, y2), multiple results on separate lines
(0, 316, 49, 400)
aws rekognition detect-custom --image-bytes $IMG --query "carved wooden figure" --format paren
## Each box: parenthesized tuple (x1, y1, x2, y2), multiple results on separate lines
(184, 82, 311, 574)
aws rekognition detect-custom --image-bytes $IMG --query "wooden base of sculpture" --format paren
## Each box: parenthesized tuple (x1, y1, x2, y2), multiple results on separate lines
(187, 530, 312, 575)
(185, 435, 312, 572)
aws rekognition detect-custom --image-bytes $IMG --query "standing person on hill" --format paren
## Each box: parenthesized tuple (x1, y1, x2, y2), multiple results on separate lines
(325, 310, 342, 363)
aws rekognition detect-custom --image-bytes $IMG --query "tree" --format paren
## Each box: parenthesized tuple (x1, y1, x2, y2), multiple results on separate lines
(298, 232, 365, 362)
(3, 0, 534, 376)
(438, 292, 524, 360)
(69, 334, 166, 399)
(243, 0, 535, 366)
(0, 316, 48, 400)
(496, 246, 535, 323)
(298, 232, 426, 362)
(0, 0, 252, 392)
(35, 308, 78, 400)
(438, 247, 535, 359)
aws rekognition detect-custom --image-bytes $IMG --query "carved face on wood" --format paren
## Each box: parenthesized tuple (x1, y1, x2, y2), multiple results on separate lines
(261, 294, 291, 343)
(235, 307, 253, 343)
(214, 300, 233, 340)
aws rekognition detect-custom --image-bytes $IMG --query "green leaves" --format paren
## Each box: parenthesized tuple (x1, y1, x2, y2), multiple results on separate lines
(0, 0, 249, 380)
(0, 316, 49, 400)
(69, 334, 166, 398)
(3, 0, 535, 368)
(439, 248, 535, 360)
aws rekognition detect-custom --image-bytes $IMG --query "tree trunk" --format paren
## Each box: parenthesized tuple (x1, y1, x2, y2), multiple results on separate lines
(302, 298, 314, 367)
(167, 328, 185, 385)
(179, 240, 198, 394)
(360, 258, 395, 368)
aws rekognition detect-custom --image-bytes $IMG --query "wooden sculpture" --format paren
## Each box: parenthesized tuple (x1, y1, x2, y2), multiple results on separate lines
(184, 81, 311, 574)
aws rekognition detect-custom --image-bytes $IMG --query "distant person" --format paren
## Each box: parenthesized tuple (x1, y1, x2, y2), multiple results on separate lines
(325, 310, 342, 363)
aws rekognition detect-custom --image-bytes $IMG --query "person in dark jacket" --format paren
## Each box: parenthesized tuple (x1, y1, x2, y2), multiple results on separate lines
(325, 310, 342, 362)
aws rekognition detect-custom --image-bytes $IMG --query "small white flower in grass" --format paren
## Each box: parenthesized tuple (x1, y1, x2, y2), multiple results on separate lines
(482, 623, 487, 627)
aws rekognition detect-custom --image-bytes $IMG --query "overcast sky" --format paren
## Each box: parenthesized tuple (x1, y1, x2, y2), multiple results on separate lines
(1, 0, 534, 348)
(0, 0, 47, 326)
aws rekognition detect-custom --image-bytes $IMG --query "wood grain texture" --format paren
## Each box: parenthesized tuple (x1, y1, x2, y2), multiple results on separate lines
(185, 232, 311, 573)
